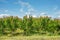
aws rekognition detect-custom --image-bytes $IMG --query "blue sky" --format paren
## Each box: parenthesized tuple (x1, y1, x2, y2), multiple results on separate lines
(0, 0, 60, 18)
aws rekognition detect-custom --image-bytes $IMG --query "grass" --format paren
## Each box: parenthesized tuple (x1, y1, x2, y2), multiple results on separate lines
(0, 36, 60, 40)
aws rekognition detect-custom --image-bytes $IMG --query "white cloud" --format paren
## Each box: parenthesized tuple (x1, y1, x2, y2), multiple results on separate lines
(0, 14, 10, 18)
(40, 12, 47, 16)
(0, 9, 8, 12)
(14, 1, 31, 8)
(32, 15, 37, 17)
(39, 12, 53, 18)
(19, 1, 49, 18)
(19, 1, 31, 8)
(54, 10, 60, 18)
(53, 6, 58, 11)
(56, 10, 60, 15)
(28, 8, 37, 12)
(20, 8, 23, 12)
(4, 10, 8, 12)
(0, 10, 2, 12)
(19, 1, 33, 13)
(18, 1, 37, 16)
(56, 15, 60, 19)
(52, 6, 60, 18)
(58, 16, 60, 18)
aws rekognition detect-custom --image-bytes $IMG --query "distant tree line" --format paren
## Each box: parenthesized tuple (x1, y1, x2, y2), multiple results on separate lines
(0, 15, 60, 36)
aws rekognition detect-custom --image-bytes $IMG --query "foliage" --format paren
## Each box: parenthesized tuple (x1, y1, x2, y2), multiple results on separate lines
(0, 15, 60, 36)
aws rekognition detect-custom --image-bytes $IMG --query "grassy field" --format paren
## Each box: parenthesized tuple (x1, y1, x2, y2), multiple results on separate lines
(0, 36, 60, 40)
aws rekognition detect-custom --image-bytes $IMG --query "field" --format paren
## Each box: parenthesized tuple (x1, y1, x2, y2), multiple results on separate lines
(0, 36, 60, 40)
